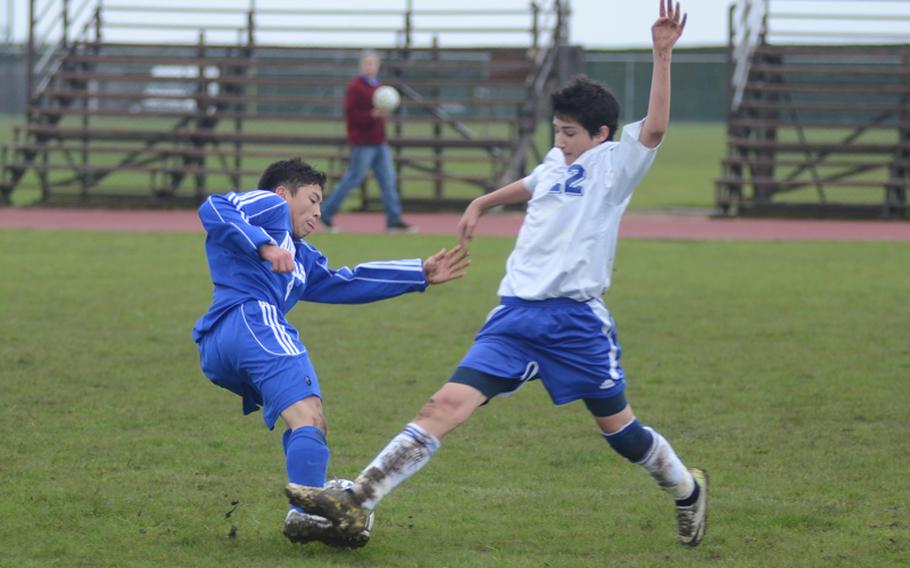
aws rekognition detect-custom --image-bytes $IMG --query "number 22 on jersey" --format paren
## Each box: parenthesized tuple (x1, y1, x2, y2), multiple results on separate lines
(547, 164, 586, 196)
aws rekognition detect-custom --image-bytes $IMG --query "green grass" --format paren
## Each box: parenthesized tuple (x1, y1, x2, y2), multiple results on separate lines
(1, 230, 908, 567)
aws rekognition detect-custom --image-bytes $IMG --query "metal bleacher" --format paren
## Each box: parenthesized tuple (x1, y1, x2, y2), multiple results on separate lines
(1, 1, 579, 209)
(717, 0, 910, 218)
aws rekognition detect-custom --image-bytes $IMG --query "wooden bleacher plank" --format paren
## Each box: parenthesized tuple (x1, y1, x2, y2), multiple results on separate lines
(65, 52, 532, 72)
(722, 157, 910, 169)
(25, 125, 513, 149)
(23, 163, 490, 184)
(715, 176, 909, 189)
(753, 45, 908, 57)
(737, 100, 907, 113)
(7, 142, 499, 164)
(749, 63, 910, 77)
(52, 71, 530, 89)
(744, 82, 910, 95)
(729, 119, 910, 130)
(726, 138, 910, 154)
(41, 88, 526, 109)
(28, 106, 517, 126)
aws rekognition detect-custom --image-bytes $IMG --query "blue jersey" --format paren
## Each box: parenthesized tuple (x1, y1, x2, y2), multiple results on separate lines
(192, 190, 427, 342)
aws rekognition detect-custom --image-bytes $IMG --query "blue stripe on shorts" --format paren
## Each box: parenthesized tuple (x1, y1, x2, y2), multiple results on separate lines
(196, 301, 321, 429)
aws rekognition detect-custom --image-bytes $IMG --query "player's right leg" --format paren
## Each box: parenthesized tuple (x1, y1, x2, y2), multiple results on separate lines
(320, 146, 374, 226)
(287, 303, 539, 535)
(286, 381, 487, 534)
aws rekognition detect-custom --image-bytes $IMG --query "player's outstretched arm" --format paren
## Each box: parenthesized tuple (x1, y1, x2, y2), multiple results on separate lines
(457, 179, 531, 246)
(641, 0, 687, 148)
(423, 244, 470, 284)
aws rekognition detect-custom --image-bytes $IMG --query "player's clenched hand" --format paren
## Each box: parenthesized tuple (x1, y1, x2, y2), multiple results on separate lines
(457, 200, 483, 247)
(259, 244, 295, 273)
(423, 244, 470, 285)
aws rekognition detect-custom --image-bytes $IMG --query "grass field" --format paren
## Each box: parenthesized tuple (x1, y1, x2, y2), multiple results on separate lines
(1, 229, 908, 567)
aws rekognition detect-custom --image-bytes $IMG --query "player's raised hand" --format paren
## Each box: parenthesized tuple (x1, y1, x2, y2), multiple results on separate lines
(259, 243, 295, 273)
(652, 0, 687, 52)
(423, 244, 470, 284)
(456, 200, 483, 247)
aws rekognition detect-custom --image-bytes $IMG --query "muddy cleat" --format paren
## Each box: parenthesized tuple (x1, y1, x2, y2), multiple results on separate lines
(322, 509, 374, 549)
(285, 483, 370, 536)
(283, 509, 373, 549)
(676, 468, 708, 546)
(282, 509, 333, 544)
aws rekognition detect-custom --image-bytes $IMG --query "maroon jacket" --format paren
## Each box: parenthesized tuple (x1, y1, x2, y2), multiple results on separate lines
(344, 76, 386, 146)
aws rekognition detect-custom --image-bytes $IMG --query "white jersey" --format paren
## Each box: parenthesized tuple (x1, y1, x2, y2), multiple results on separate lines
(497, 119, 659, 302)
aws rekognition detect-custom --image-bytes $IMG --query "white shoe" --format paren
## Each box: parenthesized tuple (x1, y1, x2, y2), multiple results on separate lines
(676, 468, 708, 546)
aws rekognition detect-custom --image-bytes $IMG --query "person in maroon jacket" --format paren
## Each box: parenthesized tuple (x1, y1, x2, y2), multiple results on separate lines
(320, 51, 416, 233)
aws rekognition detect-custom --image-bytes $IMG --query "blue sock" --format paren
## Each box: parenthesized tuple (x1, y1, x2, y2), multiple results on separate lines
(603, 418, 654, 463)
(676, 479, 700, 506)
(283, 426, 330, 513)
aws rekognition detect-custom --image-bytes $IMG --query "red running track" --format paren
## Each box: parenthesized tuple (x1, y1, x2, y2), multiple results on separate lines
(1, 207, 909, 241)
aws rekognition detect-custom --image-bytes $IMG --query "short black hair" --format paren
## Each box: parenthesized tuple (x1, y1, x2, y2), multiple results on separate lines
(550, 76, 620, 141)
(258, 158, 327, 194)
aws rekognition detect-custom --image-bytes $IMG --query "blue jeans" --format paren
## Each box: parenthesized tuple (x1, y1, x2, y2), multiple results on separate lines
(322, 144, 403, 226)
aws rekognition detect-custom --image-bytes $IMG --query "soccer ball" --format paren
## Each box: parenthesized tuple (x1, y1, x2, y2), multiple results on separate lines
(372, 85, 400, 112)
(324, 478, 375, 548)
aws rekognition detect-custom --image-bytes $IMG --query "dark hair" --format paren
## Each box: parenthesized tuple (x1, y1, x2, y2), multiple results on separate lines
(258, 158, 327, 194)
(550, 76, 620, 141)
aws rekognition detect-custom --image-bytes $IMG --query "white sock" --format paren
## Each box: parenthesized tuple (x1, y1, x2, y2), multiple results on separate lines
(352, 423, 440, 511)
(636, 427, 695, 501)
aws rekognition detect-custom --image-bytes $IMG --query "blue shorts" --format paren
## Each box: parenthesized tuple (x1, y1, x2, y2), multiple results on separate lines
(458, 296, 625, 405)
(196, 300, 321, 430)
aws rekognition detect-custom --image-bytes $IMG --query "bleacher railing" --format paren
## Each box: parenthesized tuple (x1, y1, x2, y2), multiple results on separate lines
(28, 0, 99, 109)
(728, 0, 768, 112)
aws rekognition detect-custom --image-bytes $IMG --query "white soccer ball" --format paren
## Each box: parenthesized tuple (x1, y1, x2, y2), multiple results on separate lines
(324, 478, 375, 548)
(372, 85, 400, 112)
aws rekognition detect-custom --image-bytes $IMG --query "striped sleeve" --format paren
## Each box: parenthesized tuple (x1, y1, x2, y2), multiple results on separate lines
(299, 242, 428, 304)
(198, 191, 287, 257)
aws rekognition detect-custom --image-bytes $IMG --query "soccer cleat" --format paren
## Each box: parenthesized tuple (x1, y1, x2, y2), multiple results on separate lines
(676, 468, 708, 546)
(283, 509, 373, 549)
(326, 509, 374, 549)
(282, 509, 332, 544)
(286, 483, 370, 536)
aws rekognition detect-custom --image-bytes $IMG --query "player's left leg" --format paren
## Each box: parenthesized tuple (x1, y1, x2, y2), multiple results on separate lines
(536, 298, 708, 546)
(236, 301, 350, 546)
(587, 396, 708, 546)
